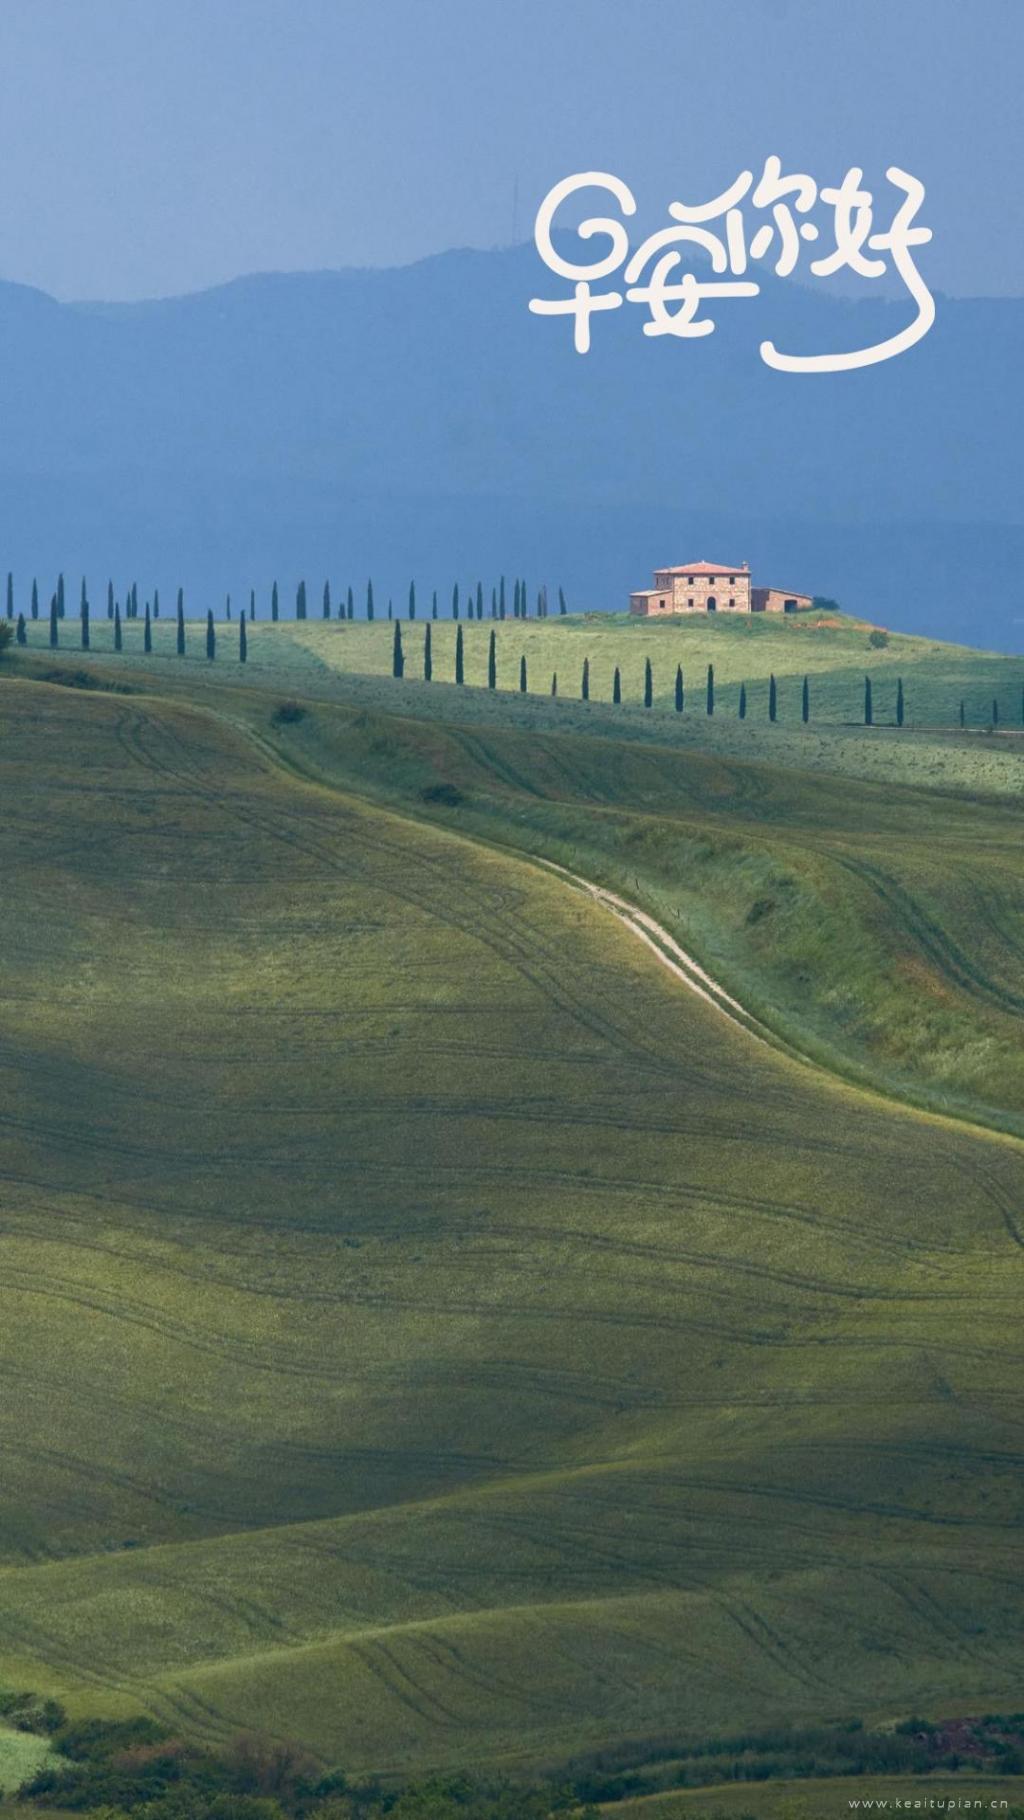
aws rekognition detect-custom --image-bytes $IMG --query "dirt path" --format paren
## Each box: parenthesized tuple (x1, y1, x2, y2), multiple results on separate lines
(536, 858, 792, 1057)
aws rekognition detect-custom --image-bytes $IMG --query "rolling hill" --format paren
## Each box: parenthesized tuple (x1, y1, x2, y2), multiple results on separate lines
(12, 610, 1024, 1133)
(1, 639, 1023, 1779)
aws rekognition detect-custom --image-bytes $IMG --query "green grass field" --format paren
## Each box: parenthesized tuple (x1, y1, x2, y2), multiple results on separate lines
(0, 613, 1023, 1784)
(0, 1731, 57, 1796)
(607, 1776, 1024, 1817)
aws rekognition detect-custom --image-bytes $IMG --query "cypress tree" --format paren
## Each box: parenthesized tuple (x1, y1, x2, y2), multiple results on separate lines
(644, 657, 653, 708)
(801, 674, 809, 723)
(5, 573, 12, 619)
(249, 587, 256, 621)
(739, 682, 747, 719)
(476, 582, 483, 621)
(424, 621, 433, 680)
(408, 580, 416, 620)
(176, 591, 185, 655)
(153, 587, 160, 620)
(240, 612, 248, 663)
(455, 623, 464, 684)
(613, 665, 621, 704)
(49, 595, 58, 647)
(558, 587, 567, 615)
(768, 673, 777, 722)
(864, 675, 873, 725)
(387, 598, 393, 620)
(272, 581, 280, 622)
(521, 578, 528, 618)
(16, 612, 26, 645)
(487, 628, 497, 688)
(896, 676, 904, 727)
(57, 573, 65, 619)
(107, 581, 114, 619)
(551, 672, 558, 696)
(143, 603, 151, 652)
(675, 664, 684, 712)
(513, 580, 520, 619)
(452, 582, 459, 620)
(706, 663, 714, 715)
(206, 609, 216, 660)
(491, 588, 497, 619)
(31, 579, 39, 620)
(81, 596, 90, 648)
(80, 576, 87, 616)
(366, 580, 374, 620)
(114, 604, 122, 651)
(321, 580, 330, 620)
(392, 618, 404, 678)
(296, 580, 307, 620)
(581, 656, 590, 700)
(430, 590, 437, 620)
(130, 582, 138, 620)
(347, 586, 354, 620)
(499, 576, 506, 620)
(519, 654, 527, 693)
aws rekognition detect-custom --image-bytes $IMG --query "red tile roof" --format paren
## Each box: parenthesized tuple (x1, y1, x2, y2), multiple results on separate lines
(656, 561, 749, 576)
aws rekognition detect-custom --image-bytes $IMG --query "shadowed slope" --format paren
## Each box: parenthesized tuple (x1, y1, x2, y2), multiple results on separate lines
(0, 677, 1022, 1770)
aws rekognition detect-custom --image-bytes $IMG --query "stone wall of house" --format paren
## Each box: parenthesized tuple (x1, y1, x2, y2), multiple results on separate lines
(751, 587, 813, 613)
(631, 570, 815, 615)
(653, 570, 752, 613)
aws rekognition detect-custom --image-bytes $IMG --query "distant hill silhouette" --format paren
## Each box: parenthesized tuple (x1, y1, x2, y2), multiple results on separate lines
(0, 245, 1020, 647)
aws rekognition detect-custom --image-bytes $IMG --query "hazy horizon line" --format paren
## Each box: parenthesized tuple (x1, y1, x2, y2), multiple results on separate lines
(0, 242, 1021, 312)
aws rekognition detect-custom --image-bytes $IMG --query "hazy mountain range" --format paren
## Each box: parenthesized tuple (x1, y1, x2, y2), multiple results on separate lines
(0, 244, 1020, 648)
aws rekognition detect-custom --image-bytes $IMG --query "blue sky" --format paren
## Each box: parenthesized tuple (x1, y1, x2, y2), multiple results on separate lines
(0, 0, 1019, 301)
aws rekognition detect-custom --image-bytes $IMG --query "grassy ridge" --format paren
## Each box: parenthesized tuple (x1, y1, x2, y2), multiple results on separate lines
(1, 674, 1023, 1772)
(287, 611, 1021, 727)
(11, 611, 1024, 803)
(243, 693, 1024, 1133)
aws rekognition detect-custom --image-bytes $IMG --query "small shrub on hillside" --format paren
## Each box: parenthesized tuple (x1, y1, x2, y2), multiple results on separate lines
(419, 782, 464, 806)
(0, 1688, 67, 1732)
(868, 629, 890, 648)
(271, 702, 307, 726)
(746, 897, 775, 926)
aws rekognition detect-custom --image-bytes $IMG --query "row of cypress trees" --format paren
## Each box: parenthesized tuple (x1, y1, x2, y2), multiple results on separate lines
(320, 577, 566, 622)
(3, 573, 568, 627)
(390, 632, 959, 726)
(6, 572, 1016, 728)
(14, 593, 249, 664)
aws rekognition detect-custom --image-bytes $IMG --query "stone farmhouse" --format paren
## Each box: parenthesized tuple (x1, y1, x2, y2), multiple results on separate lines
(629, 560, 812, 617)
